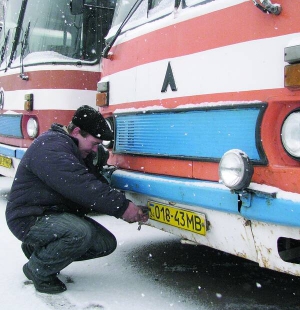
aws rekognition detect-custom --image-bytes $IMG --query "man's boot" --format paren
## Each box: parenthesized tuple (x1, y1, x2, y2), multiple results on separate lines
(23, 263, 67, 294)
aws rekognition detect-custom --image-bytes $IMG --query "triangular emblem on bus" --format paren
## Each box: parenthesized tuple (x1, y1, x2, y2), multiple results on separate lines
(161, 62, 177, 92)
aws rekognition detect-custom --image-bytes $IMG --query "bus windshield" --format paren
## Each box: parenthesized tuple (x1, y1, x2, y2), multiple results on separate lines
(111, 0, 136, 28)
(19, 0, 84, 63)
(109, 0, 171, 37)
(0, 0, 116, 69)
(0, 0, 22, 68)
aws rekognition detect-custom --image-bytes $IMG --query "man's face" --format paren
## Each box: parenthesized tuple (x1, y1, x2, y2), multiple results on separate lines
(73, 129, 102, 158)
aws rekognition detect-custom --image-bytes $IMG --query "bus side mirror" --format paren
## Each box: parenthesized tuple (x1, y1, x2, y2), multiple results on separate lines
(70, 0, 85, 15)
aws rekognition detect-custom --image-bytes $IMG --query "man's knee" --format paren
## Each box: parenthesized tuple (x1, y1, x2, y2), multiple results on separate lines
(87, 219, 117, 257)
(106, 233, 117, 255)
(69, 220, 93, 245)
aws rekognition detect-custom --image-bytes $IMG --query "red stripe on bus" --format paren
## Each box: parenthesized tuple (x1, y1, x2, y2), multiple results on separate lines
(108, 153, 300, 194)
(0, 109, 75, 147)
(102, 0, 300, 76)
(0, 70, 100, 91)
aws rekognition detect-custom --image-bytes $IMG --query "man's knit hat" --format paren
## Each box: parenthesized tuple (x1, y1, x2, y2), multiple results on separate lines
(72, 105, 113, 140)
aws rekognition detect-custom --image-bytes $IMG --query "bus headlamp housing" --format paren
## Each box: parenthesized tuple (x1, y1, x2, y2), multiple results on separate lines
(102, 117, 114, 149)
(26, 117, 38, 139)
(281, 111, 300, 159)
(219, 149, 254, 191)
(93, 144, 109, 168)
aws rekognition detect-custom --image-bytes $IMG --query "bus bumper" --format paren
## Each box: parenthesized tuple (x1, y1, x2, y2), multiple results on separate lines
(0, 144, 26, 177)
(111, 169, 300, 276)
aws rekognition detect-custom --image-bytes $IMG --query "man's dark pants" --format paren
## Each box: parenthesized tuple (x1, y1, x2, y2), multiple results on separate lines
(23, 213, 117, 281)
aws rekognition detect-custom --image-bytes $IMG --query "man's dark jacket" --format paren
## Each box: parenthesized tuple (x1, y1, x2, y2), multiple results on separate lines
(6, 124, 129, 241)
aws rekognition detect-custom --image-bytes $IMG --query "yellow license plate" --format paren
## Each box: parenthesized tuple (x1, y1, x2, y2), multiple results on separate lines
(0, 155, 12, 168)
(148, 201, 206, 236)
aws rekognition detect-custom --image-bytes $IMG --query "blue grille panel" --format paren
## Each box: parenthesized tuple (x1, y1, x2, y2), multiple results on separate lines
(0, 114, 23, 138)
(115, 105, 266, 162)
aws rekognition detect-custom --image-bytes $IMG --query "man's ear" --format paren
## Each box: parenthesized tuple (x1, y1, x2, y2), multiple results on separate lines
(70, 126, 80, 137)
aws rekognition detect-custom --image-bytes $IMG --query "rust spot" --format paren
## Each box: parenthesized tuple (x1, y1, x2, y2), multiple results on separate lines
(236, 252, 249, 259)
(206, 220, 211, 230)
(244, 219, 251, 226)
(261, 256, 271, 268)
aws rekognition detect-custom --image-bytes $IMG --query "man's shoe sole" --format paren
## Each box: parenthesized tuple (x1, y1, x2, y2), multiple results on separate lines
(23, 264, 66, 294)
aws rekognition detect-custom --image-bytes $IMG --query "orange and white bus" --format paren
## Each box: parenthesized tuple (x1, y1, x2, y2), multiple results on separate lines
(95, 0, 300, 276)
(0, 0, 115, 176)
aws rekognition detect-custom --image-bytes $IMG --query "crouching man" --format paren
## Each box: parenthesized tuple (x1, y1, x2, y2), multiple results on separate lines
(6, 105, 148, 294)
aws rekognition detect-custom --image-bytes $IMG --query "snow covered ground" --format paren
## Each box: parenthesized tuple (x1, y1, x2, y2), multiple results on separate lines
(0, 177, 207, 310)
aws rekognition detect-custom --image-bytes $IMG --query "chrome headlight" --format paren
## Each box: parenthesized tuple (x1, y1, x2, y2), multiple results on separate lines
(102, 117, 114, 149)
(93, 144, 109, 168)
(281, 111, 300, 159)
(27, 117, 38, 139)
(219, 149, 253, 191)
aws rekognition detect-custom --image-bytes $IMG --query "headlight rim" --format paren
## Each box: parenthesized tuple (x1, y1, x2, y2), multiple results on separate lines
(281, 109, 300, 160)
(102, 116, 114, 149)
(219, 149, 254, 191)
(26, 117, 39, 139)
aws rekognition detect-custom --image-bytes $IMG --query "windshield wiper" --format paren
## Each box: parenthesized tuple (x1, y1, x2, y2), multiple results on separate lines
(7, 0, 28, 68)
(20, 21, 30, 80)
(0, 29, 10, 66)
(102, 0, 144, 58)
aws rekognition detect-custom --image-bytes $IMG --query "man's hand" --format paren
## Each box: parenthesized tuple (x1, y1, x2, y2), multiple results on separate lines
(122, 202, 149, 223)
